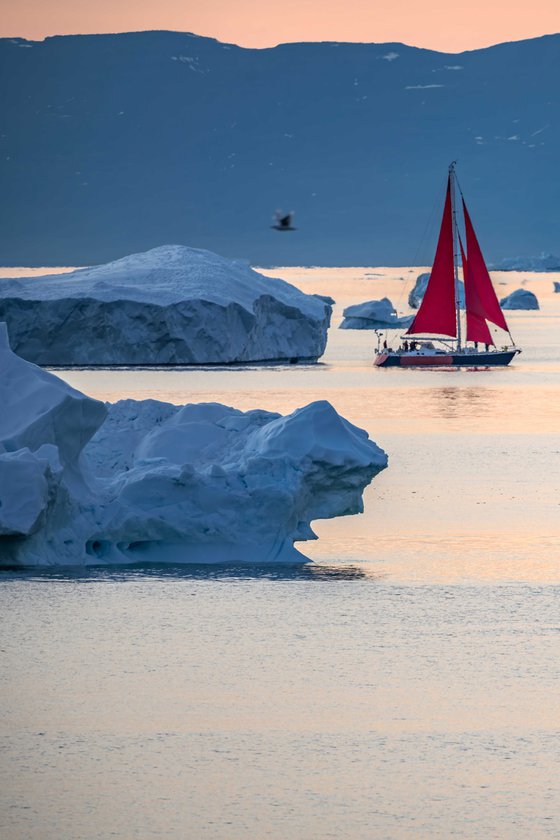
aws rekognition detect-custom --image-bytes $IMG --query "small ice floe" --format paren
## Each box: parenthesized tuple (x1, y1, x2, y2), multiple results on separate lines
(405, 84, 444, 90)
(490, 254, 560, 271)
(408, 272, 465, 309)
(0, 245, 331, 365)
(340, 298, 413, 330)
(381, 52, 399, 61)
(0, 326, 387, 568)
(499, 289, 539, 310)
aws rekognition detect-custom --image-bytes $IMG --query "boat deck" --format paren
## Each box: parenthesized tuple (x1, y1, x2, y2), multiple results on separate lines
(375, 349, 520, 367)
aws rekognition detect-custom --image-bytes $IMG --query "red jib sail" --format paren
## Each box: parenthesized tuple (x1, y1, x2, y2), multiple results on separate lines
(460, 236, 493, 345)
(462, 198, 509, 335)
(407, 177, 457, 337)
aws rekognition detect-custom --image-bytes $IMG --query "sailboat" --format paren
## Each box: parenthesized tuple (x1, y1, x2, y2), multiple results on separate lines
(374, 163, 521, 368)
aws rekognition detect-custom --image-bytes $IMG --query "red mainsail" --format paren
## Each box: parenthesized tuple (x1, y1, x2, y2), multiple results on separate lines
(462, 198, 509, 334)
(407, 177, 457, 337)
(460, 236, 493, 345)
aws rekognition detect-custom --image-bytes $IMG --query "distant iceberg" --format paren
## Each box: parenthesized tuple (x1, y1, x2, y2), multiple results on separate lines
(409, 272, 465, 310)
(0, 245, 331, 365)
(499, 289, 539, 310)
(340, 298, 413, 330)
(490, 254, 560, 272)
(0, 324, 387, 567)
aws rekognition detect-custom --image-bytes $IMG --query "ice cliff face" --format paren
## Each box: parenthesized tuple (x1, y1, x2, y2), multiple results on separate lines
(0, 325, 387, 567)
(0, 245, 331, 365)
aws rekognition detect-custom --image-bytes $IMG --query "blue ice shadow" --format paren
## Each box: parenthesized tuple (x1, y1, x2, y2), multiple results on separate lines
(0, 561, 376, 583)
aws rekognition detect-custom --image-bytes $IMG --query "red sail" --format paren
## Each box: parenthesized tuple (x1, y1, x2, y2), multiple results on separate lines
(407, 177, 457, 337)
(462, 198, 509, 333)
(460, 236, 493, 345)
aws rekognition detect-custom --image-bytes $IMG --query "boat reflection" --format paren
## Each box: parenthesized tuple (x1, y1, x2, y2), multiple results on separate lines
(432, 385, 495, 418)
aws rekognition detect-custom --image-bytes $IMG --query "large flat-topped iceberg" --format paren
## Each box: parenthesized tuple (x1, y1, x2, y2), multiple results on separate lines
(0, 327, 387, 567)
(0, 245, 331, 365)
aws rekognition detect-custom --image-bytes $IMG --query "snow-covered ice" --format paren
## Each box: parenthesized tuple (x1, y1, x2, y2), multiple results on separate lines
(340, 298, 413, 330)
(0, 245, 332, 366)
(490, 254, 560, 272)
(499, 289, 539, 310)
(408, 272, 465, 309)
(0, 325, 387, 567)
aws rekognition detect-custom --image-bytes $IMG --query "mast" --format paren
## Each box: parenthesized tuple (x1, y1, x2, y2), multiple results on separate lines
(449, 161, 462, 349)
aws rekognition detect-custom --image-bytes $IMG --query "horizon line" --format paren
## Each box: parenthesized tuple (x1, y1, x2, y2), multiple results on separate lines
(3, 28, 560, 56)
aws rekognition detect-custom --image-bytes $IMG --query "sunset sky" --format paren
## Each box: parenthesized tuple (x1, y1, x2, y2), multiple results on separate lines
(3, 0, 559, 52)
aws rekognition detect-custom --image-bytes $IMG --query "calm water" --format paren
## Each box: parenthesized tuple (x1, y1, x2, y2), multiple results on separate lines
(2, 266, 560, 838)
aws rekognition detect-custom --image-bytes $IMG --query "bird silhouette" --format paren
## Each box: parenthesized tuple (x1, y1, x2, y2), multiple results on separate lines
(271, 210, 297, 231)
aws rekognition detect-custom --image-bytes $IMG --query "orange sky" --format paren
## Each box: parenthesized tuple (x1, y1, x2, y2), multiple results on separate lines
(2, 0, 559, 52)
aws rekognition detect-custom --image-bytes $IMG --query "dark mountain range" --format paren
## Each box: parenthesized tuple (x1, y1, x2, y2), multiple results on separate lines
(1, 30, 558, 266)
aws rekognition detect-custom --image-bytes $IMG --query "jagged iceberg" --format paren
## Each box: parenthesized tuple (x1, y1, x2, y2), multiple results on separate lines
(499, 289, 539, 310)
(490, 254, 560, 272)
(339, 298, 413, 330)
(0, 245, 331, 365)
(0, 324, 387, 567)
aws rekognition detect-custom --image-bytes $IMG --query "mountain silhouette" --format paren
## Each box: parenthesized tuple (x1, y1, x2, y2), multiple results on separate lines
(1, 31, 558, 265)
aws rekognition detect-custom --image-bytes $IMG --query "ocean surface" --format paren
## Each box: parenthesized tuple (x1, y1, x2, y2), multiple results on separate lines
(2, 266, 560, 838)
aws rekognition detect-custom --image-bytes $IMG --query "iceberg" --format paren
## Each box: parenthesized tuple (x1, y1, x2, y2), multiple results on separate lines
(490, 254, 560, 272)
(409, 272, 465, 310)
(339, 298, 413, 330)
(0, 245, 331, 366)
(0, 325, 387, 567)
(499, 289, 539, 310)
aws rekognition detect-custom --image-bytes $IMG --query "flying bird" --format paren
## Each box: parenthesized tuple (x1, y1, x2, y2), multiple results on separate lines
(271, 210, 297, 231)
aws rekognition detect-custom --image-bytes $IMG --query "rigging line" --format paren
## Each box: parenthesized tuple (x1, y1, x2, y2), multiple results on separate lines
(453, 169, 465, 198)
(451, 169, 467, 242)
(391, 169, 449, 320)
(409, 169, 449, 269)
